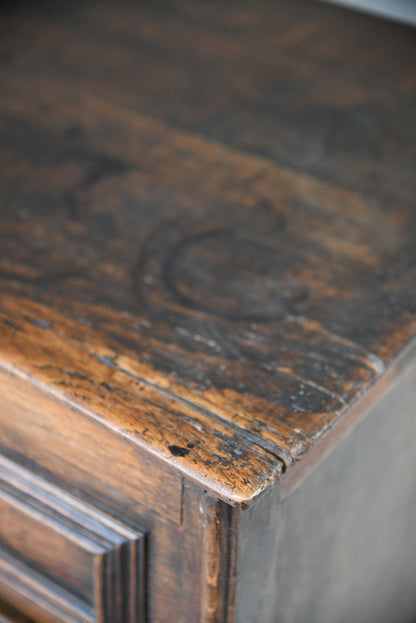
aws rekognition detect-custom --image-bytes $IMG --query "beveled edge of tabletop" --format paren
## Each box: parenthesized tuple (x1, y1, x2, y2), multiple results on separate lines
(1, 294, 414, 509)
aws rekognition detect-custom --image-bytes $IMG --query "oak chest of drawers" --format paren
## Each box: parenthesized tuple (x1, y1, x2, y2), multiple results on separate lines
(0, 0, 415, 621)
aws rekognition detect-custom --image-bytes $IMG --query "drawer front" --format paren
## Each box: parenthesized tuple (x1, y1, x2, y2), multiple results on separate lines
(0, 600, 34, 623)
(0, 456, 146, 623)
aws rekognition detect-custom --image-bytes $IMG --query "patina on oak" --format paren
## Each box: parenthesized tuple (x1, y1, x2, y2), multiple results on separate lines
(0, 0, 415, 508)
(0, 1, 416, 621)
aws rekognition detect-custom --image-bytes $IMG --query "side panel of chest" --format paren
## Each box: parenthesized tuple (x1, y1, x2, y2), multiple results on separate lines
(235, 354, 416, 623)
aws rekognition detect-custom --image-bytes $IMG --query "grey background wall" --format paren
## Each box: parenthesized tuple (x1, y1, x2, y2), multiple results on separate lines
(321, 0, 416, 25)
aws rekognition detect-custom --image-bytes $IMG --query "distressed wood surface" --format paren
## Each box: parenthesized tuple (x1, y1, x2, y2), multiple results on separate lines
(0, 367, 225, 622)
(0, 0, 415, 507)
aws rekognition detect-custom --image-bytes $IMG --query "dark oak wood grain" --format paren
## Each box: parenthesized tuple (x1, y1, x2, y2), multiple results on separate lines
(1, 0, 416, 506)
(0, 0, 415, 621)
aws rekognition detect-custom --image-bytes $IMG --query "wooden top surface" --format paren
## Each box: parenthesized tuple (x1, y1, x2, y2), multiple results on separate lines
(0, 0, 415, 506)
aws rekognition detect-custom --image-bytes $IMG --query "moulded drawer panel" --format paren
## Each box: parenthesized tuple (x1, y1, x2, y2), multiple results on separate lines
(0, 456, 146, 623)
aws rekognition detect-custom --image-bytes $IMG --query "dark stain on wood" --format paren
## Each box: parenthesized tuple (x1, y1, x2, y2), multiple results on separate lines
(168, 445, 191, 458)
